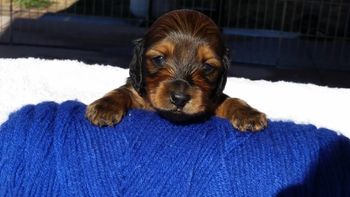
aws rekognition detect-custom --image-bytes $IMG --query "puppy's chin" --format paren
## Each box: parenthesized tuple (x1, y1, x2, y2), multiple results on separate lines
(156, 109, 211, 124)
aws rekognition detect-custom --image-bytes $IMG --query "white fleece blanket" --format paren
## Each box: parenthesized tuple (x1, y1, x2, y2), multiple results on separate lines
(0, 58, 349, 138)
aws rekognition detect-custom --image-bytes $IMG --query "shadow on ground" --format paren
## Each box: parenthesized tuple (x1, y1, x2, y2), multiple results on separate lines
(0, 13, 350, 88)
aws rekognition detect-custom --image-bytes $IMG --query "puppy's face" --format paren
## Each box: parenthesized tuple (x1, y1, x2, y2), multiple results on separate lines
(130, 10, 229, 122)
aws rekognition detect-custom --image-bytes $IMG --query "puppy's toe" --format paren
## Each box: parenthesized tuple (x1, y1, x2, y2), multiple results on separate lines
(85, 99, 125, 127)
(231, 108, 267, 132)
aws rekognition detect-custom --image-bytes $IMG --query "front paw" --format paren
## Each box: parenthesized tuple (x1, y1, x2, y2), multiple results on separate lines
(85, 97, 126, 127)
(230, 107, 267, 132)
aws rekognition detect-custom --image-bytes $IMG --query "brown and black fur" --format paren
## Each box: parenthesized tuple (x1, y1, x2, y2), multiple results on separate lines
(86, 9, 267, 131)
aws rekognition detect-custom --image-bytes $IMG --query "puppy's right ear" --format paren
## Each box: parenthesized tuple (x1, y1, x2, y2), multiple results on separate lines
(129, 38, 145, 95)
(214, 47, 230, 97)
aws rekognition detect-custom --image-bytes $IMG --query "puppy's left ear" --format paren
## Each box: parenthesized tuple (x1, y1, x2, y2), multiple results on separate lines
(215, 48, 230, 96)
(129, 38, 145, 95)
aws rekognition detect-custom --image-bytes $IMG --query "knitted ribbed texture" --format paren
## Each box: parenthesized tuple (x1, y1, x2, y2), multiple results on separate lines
(0, 101, 349, 196)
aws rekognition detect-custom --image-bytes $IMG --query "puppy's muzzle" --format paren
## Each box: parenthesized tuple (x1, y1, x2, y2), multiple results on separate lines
(169, 79, 191, 109)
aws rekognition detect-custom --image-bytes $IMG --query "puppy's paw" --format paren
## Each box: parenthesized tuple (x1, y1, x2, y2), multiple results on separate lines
(85, 97, 126, 127)
(216, 98, 267, 132)
(230, 107, 267, 132)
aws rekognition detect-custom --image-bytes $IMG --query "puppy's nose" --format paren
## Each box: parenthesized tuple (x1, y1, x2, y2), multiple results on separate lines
(170, 92, 190, 108)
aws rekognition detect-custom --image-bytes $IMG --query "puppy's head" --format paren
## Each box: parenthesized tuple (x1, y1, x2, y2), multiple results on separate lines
(129, 9, 230, 122)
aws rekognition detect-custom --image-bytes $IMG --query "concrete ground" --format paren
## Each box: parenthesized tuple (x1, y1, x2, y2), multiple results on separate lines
(1, 14, 349, 88)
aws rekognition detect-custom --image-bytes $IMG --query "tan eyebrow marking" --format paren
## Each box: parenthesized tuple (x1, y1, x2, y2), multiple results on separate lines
(197, 45, 221, 67)
(145, 40, 175, 58)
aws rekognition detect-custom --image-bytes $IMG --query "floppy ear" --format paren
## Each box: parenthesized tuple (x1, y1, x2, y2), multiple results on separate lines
(129, 38, 145, 95)
(215, 48, 230, 96)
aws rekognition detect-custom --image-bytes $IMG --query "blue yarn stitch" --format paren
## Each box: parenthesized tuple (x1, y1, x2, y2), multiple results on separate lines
(0, 101, 349, 196)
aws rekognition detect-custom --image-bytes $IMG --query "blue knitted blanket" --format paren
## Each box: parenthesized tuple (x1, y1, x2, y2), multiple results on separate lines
(0, 101, 350, 196)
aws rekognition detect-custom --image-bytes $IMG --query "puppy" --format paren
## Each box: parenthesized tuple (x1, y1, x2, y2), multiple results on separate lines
(86, 9, 267, 131)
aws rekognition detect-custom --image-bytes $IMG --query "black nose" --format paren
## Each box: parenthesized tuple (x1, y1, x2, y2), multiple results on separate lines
(170, 92, 190, 108)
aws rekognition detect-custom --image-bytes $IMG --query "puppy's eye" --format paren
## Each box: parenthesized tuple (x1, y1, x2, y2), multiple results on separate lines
(152, 56, 165, 67)
(203, 63, 215, 74)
